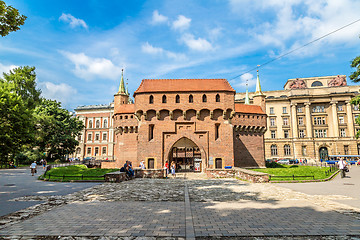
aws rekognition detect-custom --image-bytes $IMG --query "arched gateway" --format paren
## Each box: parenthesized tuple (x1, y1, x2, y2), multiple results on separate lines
(167, 137, 204, 172)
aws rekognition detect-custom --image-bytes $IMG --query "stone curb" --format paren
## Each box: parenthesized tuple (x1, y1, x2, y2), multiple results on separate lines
(269, 170, 340, 183)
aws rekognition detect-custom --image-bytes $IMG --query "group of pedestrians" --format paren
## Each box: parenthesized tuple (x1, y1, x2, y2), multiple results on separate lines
(337, 157, 350, 178)
(163, 160, 176, 178)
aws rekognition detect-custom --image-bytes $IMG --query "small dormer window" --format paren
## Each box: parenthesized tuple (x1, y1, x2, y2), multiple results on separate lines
(189, 94, 193, 103)
(149, 95, 154, 104)
(311, 81, 323, 87)
(216, 94, 220, 102)
(162, 95, 167, 103)
(176, 95, 180, 103)
(202, 94, 207, 102)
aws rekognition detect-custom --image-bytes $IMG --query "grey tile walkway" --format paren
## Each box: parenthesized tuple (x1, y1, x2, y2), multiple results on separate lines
(1, 178, 360, 238)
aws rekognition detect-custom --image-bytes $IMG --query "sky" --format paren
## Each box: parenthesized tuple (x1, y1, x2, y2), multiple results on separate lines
(1, 0, 360, 110)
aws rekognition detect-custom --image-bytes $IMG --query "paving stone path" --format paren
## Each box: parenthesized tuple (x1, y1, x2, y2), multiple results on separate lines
(0, 178, 360, 239)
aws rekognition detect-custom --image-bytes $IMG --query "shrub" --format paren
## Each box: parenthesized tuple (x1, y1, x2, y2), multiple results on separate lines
(266, 161, 284, 168)
(54, 159, 61, 164)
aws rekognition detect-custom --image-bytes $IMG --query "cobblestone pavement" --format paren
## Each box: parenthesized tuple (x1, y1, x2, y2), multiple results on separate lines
(0, 178, 360, 239)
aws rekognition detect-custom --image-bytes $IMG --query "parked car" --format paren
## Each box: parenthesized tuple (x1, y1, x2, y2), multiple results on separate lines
(277, 159, 290, 164)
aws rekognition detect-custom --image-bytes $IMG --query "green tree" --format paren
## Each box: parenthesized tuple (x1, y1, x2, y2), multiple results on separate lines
(0, 66, 40, 167)
(2, 66, 41, 109)
(0, 81, 35, 167)
(350, 55, 360, 83)
(0, 0, 27, 37)
(35, 99, 84, 161)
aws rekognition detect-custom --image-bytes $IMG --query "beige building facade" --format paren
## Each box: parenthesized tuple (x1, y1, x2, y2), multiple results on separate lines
(73, 103, 116, 161)
(236, 75, 360, 162)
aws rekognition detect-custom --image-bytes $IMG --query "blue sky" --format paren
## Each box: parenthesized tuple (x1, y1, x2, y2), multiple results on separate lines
(1, 0, 360, 110)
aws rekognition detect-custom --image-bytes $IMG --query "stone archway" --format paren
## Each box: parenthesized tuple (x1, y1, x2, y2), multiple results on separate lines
(167, 137, 205, 172)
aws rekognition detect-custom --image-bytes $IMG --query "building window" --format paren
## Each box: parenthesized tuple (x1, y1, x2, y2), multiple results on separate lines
(270, 118, 276, 126)
(344, 145, 349, 155)
(338, 104, 344, 112)
(216, 94, 220, 102)
(215, 158, 222, 169)
(297, 106, 303, 113)
(162, 95, 167, 103)
(298, 117, 304, 125)
(271, 145, 278, 156)
(87, 133, 92, 141)
(284, 144, 291, 156)
(103, 119, 108, 128)
(76, 147, 81, 154)
(314, 129, 327, 138)
(302, 146, 307, 156)
(215, 124, 220, 140)
(339, 116, 344, 124)
(96, 120, 100, 128)
(87, 147, 91, 155)
(340, 128, 346, 137)
(189, 94, 193, 103)
(269, 107, 274, 114)
(176, 95, 180, 103)
(299, 129, 305, 138)
(283, 118, 289, 126)
(284, 130, 289, 138)
(102, 147, 107, 155)
(149, 124, 154, 141)
(78, 134, 82, 141)
(149, 95, 154, 104)
(202, 94, 207, 102)
(282, 107, 287, 114)
(271, 131, 276, 139)
(311, 81, 323, 87)
(358, 144, 360, 155)
(95, 147, 99, 156)
(103, 132, 107, 141)
(95, 133, 100, 141)
(88, 120, 93, 128)
(312, 106, 325, 113)
(313, 117, 326, 125)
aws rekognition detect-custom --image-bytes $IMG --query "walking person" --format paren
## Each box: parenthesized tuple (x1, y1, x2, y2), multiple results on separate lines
(30, 161, 37, 176)
(337, 157, 347, 178)
(42, 159, 47, 170)
(170, 161, 176, 178)
(164, 160, 169, 178)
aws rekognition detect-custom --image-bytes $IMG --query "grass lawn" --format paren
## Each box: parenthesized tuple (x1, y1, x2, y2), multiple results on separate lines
(41, 164, 116, 181)
(252, 164, 335, 181)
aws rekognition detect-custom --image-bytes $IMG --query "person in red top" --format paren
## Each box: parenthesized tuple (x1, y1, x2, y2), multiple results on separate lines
(164, 160, 169, 178)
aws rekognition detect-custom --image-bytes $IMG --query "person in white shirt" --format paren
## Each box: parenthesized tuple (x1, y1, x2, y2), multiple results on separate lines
(30, 161, 37, 176)
(139, 161, 146, 169)
(337, 157, 347, 178)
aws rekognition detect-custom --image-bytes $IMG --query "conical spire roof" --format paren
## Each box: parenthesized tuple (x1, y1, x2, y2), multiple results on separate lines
(118, 69, 126, 94)
(245, 81, 250, 104)
(254, 69, 264, 96)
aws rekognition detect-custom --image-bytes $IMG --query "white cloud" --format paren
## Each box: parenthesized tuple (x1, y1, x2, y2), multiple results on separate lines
(59, 13, 88, 29)
(61, 51, 122, 80)
(141, 42, 187, 61)
(172, 15, 191, 31)
(230, 0, 360, 57)
(39, 82, 77, 105)
(0, 63, 18, 75)
(231, 73, 256, 89)
(142, 42, 164, 54)
(151, 10, 168, 24)
(181, 34, 213, 52)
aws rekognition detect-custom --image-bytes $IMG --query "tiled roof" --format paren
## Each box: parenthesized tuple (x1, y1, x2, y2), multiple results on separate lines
(235, 103, 265, 115)
(134, 79, 235, 95)
(115, 104, 135, 114)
